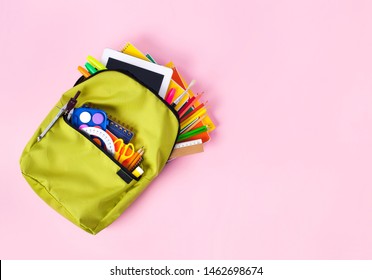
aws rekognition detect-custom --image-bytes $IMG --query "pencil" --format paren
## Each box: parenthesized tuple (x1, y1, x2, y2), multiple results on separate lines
(182, 114, 207, 133)
(180, 107, 207, 130)
(127, 147, 144, 171)
(178, 92, 204, 118)
(180, 102, 205, 122)
(180, 117, 199, 134)
(129, 150, 144, 171)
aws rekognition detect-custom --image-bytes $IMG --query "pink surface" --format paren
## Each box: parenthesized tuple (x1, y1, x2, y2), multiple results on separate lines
(1, 0, 372, 259)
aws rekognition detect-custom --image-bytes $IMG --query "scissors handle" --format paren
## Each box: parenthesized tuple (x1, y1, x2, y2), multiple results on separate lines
(118, 143, 135, 163)
(114, 139, 124, 160)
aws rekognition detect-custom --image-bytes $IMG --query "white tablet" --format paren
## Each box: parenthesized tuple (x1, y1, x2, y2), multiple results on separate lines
(101, 48, 173, 98)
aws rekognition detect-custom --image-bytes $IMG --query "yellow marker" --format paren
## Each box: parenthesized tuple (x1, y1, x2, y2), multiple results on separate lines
(87, 55, 106, 71)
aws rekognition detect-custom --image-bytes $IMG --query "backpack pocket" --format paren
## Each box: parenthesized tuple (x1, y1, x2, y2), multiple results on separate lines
(20, 70, 180, 234)
(20, 116, 137, 234)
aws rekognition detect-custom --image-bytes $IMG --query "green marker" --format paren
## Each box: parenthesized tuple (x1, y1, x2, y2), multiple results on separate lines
(85, 62, 97, 75)
(177, 125, 209, 142)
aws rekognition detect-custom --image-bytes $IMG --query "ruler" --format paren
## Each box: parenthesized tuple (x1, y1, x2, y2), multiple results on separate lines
(169, 139, 204, 160)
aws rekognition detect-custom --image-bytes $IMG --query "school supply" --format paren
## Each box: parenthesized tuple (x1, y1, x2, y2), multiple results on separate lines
(71, 108, 108, 130)
(120, 43, 191, 110)
(177, 125, 209, 142)
(165, 88, 176, 104)
(146, 53, 157, 63)
(105, 128, 118, 142)
(127, 147, 144, 171)
(114, 139, 135, 164)
(82, 103, 135, 144)
(81, 126, 116, 155)
(101, 48, 173, 98)
(169, 139, 204, 160)
(121, 42, 149, 61)
(87, 55, 106, 71)
(178, 93, 203, 118)
(107, 118, 134, 144)
(70, 106, 139, 168)
(77, 66, 90, 78)
(180, 107, 207, 131)
(166, 62, 215, 138)
(180, 102, 206, 122)
(180, 117, 199, 134)
(171, 80, 195, 108)
(85, 62, 97, 75)
(183, 114, 207, 133)
(37, 91, 80, 141)
(169, 82, 190, 111)
(132, 166, 144, 177)
(120, 43, 192, 110)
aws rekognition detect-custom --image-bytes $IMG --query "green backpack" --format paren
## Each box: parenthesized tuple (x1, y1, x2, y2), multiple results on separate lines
(20, 70, 180, 234)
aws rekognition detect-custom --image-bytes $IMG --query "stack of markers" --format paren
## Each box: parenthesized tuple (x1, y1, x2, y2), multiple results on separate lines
(77, 55, 106, 77)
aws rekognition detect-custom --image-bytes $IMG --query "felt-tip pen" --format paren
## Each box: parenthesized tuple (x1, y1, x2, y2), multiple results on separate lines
(77, 66, 90, 78)
(87, 55, 106, 71)
(85, 62, 97, 75)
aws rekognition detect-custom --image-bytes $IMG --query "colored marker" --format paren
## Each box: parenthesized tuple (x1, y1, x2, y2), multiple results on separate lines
(87, 55, 106, 71)
(165, 88, 176, 104)
(85, 62, 97, 75)
(177, 125, 209, 142)
(77, 66, 90, 78)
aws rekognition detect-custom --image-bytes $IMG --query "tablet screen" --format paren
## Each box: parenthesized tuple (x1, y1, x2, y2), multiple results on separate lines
(106, 57, 164, 94)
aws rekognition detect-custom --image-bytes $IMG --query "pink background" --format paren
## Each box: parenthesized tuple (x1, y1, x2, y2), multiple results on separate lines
(1, 0, 372, 259)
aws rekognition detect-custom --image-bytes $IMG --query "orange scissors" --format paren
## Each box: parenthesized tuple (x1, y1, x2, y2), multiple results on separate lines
(114, 139, 135, 164)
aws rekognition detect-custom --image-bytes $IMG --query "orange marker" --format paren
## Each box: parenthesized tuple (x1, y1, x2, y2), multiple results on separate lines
(77, 66, 90, 78)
